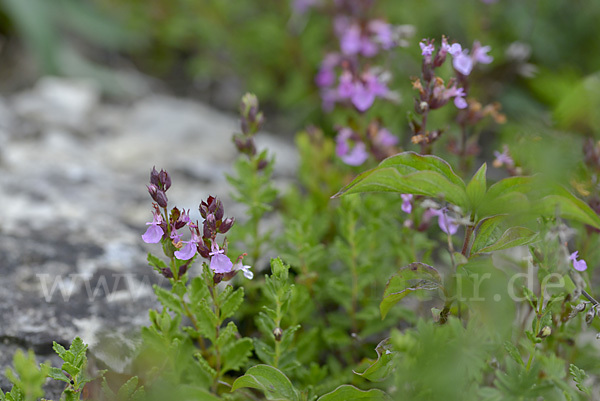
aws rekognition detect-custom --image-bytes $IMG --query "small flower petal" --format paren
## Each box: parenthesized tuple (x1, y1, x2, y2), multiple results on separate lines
(142, 225, 164, 243)
(174, 242, 196, 260)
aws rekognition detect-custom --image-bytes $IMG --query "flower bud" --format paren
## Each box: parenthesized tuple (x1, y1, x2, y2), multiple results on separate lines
(218, 217, 235, 234)
(203, 222, 212, 239)
(214, 200, 224, 221)
(207, 213, 217, 231)
(198, 242, 210, 258)
(240, 93, 259, 120)
(154, 189, 168, 208)
(150, 166, 160, 186)
(587, 307, 597, 325)
(273, 327, 283, 342)
(147, 184, 158, 198)
(158, 169, 171, 191)
(537, 326, 552, 338)
(160, 268, 174, 279)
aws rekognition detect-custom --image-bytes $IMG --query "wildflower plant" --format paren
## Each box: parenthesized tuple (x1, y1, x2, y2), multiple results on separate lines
(5, 2, 600, 401)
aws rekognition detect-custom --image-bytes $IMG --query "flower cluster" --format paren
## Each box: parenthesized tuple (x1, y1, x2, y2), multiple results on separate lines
(410, 36, 495, 153)
(311, 1, 412, 167)
(142, 168, 252, 280)
(334, 121, 399, 167)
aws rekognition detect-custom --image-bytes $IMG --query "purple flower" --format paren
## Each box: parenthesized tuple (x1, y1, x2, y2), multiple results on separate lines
(337, 71, 355, 98)
(341, 24, 362, 55)
(336, 128, 369, 166)
(429, 208, 459, 235)
(233, 260, 253, 279)
(369, 20, 395, 50)
(174, 229, 201, 260)
(419, 40, 435, 57)
(401, 194, 413, 213)
(316, 54, 340, 88)
(472, 41, 493, 64)
(442, 86, 467, 109)
(493, 145, 514, 168)
(376, 128, 399, 147)
(453, 50, 474, 76)
(142, 211, 164, 243)
(209, 242, 233, 273)
(454, 95, 468, 109)
(569, 251, 588, 272)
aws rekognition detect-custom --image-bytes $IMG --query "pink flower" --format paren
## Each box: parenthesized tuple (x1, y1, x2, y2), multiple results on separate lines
(376, 128, 399, 147)
(209, 242, 233, 273)
(335, 128, 369, 166)
(569, 251, 588, 272)
(401, 194, 413, 214)
(472, 41, 493, 64)
(233, 260, 253, 279)
(428, 207, 459, 235)
(493, 145, 514, 168)
(453, 50, 474, 76)
(174, 229, 201, 260)
(419, 40, 435, 57)
(142, 211, 164, 243)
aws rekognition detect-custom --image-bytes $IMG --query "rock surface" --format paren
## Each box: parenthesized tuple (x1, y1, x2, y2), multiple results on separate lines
(0, 77, 297, 396)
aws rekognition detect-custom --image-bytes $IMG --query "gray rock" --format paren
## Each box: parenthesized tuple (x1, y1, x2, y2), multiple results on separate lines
(0, 79, 297, 397)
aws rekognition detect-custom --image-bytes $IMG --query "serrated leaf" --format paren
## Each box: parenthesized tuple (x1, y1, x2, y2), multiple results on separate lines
(45, 366, 70, 383)
(193, 352, 217, 377)
(195, 299, 218, 342)
(152, 285, 183, 313)
(221, 338, 253, 374)
(61, 362, 80, 378)
(353, 339, 395, 382)
(231, 365, 300, 401)
(147, 253, 168, 270)
(317, 385, 391, 401)
(253, 338, 275, 365)
(332, 152, 467, 208)
(477, 227, 539, 253)
(467, 163, 487, 212)
(380, 263, 442, 319)
(503, 342, 524, 367)
(220, 287, 244, 321)
(52, 342, 68, 359)
(569, 364, 591, 394)
(116, 376, 139, 400)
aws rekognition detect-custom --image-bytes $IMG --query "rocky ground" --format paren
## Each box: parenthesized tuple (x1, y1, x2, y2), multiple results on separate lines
(0, 77, 297, 397)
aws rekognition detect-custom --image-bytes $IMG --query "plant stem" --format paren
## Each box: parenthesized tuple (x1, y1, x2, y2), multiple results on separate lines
(461, 225, 474, 257)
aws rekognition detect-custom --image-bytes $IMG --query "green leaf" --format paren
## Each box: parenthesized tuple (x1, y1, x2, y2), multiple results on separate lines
(470, 215, 505, 255)
(533, 192, 600, 229)
(466, 163, 487, 212)
(478, 176, 533, 218)
(380, 263, 442, 319)
(221, 338, 254, 374)
(476, 227, 539, 253)
(45, 366, 70, 383)
(147, 253, 168, 270)
(194, 299, 218, 342)
(378, 152, 465, 188)
(220, 286, 244, 321)
(569, 364, 591, 395)
(503, 342, 524, 367)
(353, 339, 395, 382)
(318, 385, 391, 401)
(332, 152, 467, 208)
(231, 365, 300, 401)
(152, 285, 183, 314)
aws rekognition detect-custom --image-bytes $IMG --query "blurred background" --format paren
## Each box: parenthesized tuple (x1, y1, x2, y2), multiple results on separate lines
(0, 0, 598, 139)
